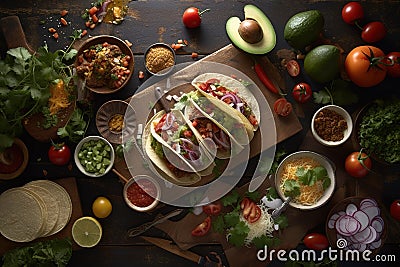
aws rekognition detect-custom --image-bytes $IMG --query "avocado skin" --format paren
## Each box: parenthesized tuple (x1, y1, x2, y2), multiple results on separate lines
(304, 45, 341, 83)
(284, 10, 324, 51)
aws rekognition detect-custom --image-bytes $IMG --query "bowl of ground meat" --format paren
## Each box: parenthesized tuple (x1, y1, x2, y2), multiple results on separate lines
(311, 105, 353, 147)
(75, 35, 134, 94)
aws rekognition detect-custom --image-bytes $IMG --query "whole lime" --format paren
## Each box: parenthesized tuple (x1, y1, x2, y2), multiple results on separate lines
(304, 45, 341, 83)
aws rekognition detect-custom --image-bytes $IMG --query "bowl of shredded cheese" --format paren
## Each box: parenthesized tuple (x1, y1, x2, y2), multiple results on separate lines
(96, 100, 136, 144)
(274, 151, 336, 210)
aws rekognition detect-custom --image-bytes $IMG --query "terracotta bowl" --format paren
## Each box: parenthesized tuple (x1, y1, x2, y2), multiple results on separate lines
(0, 138, 29, 180)
(75, 35, 134, 94)
(123, 175, 160, 212)
(144, 43, 176, 76)
(96, 100, 136, 144)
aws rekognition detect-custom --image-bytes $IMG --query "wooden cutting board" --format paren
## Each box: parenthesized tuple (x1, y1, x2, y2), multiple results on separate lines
(0, 177, 83, 255)
(114, 44, 303, 184)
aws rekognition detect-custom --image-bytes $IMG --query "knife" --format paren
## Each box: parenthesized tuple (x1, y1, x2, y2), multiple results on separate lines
(142, 236, 224, 266)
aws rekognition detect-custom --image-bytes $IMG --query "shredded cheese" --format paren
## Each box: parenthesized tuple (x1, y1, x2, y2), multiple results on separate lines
(48, 80, 70, 115)
(279, 158, 325, 206)
(241, 205, 275, 246)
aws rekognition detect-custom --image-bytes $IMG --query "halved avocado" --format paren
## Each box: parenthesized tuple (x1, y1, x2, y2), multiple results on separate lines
(226, 5, 276, 54)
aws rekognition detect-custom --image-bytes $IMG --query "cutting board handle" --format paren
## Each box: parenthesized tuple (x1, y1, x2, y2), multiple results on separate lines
(0, 15, 35, 54)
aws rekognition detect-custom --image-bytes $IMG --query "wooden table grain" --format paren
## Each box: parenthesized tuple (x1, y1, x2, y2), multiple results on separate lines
(1, 1, 400, 266)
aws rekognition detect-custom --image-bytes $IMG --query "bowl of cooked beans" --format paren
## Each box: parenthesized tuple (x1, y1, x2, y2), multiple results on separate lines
(144, 43, 176, 76)
(75, 35, 134, 94)
(96, 100, 136, 144)
(274, 151, 336, 211)
(311, 105, 353, 147)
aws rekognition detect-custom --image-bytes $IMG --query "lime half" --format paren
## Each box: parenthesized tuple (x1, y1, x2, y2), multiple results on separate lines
(72, 216, 102, 248)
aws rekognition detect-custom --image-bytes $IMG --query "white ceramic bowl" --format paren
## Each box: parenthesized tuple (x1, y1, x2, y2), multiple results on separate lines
(275, 151, 336, 210)
(144, 43, 176, 76)
(74, 136, 115, 177)
(311, 105, 353, 147)
(123, 175, 160, 212)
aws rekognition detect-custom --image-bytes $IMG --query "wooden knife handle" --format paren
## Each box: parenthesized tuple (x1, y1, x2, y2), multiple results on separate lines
(0, 15, 35, 53)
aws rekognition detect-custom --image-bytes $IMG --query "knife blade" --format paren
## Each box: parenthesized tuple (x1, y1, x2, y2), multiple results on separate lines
(142, 236, 224, 266)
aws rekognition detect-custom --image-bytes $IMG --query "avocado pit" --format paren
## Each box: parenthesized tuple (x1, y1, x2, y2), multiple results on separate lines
(238, 19, 263, 44)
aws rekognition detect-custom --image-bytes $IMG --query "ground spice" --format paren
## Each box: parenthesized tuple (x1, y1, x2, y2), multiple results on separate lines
(314, 109, 348, 141)
(145, 45, 175, 74)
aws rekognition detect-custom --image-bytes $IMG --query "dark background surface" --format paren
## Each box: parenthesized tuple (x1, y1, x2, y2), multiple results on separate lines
(1, 1, 400, 266)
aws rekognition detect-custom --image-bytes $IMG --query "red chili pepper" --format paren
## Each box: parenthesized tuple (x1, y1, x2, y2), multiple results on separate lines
(254, 63, 280, 95)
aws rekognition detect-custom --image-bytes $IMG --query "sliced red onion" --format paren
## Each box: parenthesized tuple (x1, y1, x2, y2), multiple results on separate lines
(353, 210, 370, 232)
(335, 215, 361, 236)
(371, 216, 384, 233)
(353, 226, 372, 244)
(369, 239, 382, 250)
(362, 205, 380, 220)
(360, 198, 378, 210)
(213, 130, 230, 149)
(220, 93, 237, 104)
(161, 113, 176, 131)
(362, 226, 377, 244)
(346, 203, 358, 216)
(180, 138, 198, 151)
(328, 213, 341, 229)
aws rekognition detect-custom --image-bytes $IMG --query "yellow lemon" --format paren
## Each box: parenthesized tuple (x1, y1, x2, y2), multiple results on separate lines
(71, 216, 102, 248)
(92, 196, 112, 218)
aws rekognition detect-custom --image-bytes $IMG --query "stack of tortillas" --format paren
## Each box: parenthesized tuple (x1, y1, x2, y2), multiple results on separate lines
(0, 180, 72, 242)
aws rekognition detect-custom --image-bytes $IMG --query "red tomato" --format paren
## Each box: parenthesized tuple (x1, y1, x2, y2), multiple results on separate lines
(273, 98, 293, 117)
(303, 233, 329, 251)
(344, 151, 372, 178)
(48, 143, 71, 166)
(240, 198, 261, 223)
(286, 59, 300, 77)
(202, 202, 222, 216)
(341, 2, 364, 24)
(191, 216, 211, 236)
(292, 82, 312, 103)
(345, 46, 387, 87)
(182, 7, 209, 28)
(386, 52, 400, 78)
(361, 21, 387, 43)
(390, 200, 400, 222)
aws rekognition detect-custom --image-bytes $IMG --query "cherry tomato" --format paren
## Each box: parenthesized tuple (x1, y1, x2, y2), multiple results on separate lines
(386, 52, 400, 78)
(341, 2, 364, 25)
(182, 7, 209, 28)
(202, 202, 222, 216)
(345, 46, 387, 87)
(361, 21, 387, 43)
(240, 198, 262, 223)
(273, 98, 293, 117)
(345, 151, 372, 178)
(286, 59, 300, 77)
(303, 233, 329, 251)
(292, 82, 312, 103)
(48, 143, 71, 166)
(390, 200, 400, 222)
(191, 216, 211, 236)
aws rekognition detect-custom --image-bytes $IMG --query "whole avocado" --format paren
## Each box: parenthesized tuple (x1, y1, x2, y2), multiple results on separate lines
(284, 10, 324, 51)
(304, 45, 341, 83)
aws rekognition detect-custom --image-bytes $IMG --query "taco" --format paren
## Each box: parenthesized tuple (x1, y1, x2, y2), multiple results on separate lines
(191, 73, 260, 133)
(184, 96, 244, 159)
(149, 110, 215, 177)
(143, 112, 201, 186)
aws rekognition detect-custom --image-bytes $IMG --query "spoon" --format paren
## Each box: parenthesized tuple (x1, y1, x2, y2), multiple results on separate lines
(271, 196, 292, 219)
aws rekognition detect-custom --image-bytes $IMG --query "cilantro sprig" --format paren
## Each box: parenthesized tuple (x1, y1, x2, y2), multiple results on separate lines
(0, 31, 81, 151)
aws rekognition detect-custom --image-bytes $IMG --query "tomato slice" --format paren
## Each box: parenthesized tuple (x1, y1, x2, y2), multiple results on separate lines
(240, 198, 261, 223)
(286, 59, 300, 77)
(202, 202, 222, 216)
(273, 98, 293, 117)
(154, 113, 167, 132)
(191, 216, 211, 236)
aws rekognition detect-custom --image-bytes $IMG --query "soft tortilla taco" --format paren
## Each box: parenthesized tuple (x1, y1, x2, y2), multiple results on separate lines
(183, 97, 244, 159)
(143, 112, 201, 186)
(191, 73, 260, 133)
(149, 110, 215, 177)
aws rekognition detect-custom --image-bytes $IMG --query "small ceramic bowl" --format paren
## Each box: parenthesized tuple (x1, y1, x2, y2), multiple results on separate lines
(75, 35, 134, 94)
(96, 100, 136, 144)
(275, 151, 336, 211)
(144, 43, 176, 76)
(74, 136, 115, 177)
(0, 138, 29, 180)
(311, 105, 353, 147)
(123, 175, 160, 212)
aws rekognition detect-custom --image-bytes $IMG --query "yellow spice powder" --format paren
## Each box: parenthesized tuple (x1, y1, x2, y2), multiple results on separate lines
(145, 46, 174, 74)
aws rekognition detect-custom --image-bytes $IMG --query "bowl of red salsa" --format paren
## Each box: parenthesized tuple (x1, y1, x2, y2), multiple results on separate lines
(123, 175, 160, 212)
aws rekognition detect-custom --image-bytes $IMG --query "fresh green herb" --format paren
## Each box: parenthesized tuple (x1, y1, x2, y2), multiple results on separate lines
(41, 106, 59, 129)
(283, 166, 330, 198)
(274, 215, 289, 230)
(221, 189, 240, 207)
(313, 79, 358, 106)
(265, 187, 279, 201)
(244, 190, 260, 202)
(57, 106, 91, 143)
(252, 235, 280, 249)
(228, 221, 249, 247)
(359, 98, 400, 164)
(115, 138, 134, 158)
(2, 238, 72, 267)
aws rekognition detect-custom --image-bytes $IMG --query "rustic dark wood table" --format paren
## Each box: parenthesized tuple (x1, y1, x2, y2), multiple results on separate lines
(1, 1, 400, 266)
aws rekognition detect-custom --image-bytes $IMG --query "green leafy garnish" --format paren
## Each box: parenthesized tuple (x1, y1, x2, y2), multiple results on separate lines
(313, 79, 358, 106)
(2, 238, 72, 267)
(283, 179, 301, 198)
(227, 221, 249, 247)
(265, 187, 279, 201)
(57, 106, 92, 143)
